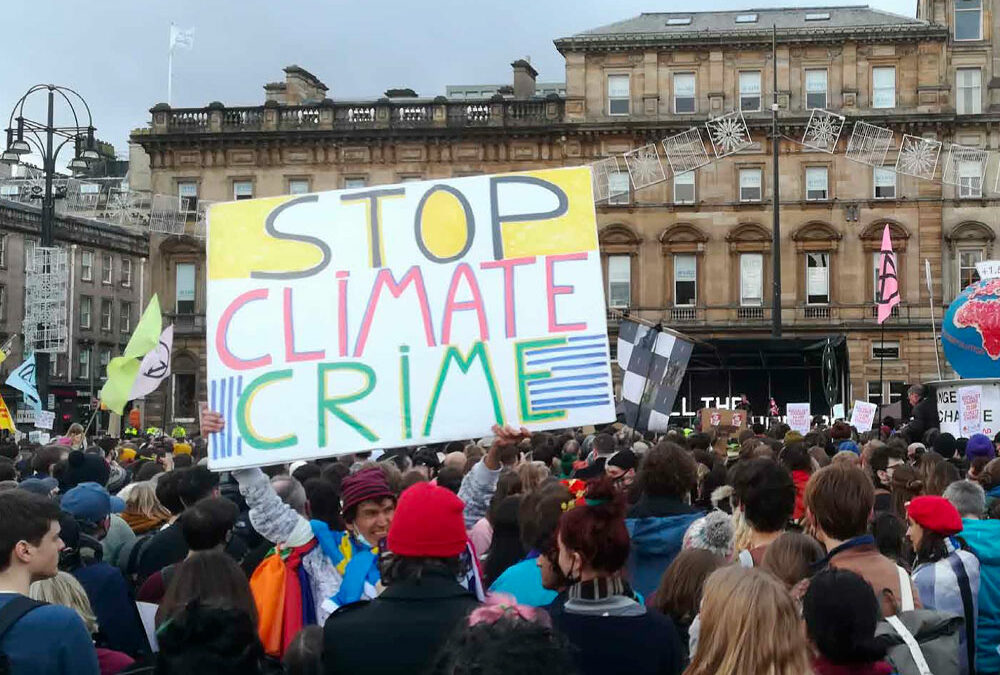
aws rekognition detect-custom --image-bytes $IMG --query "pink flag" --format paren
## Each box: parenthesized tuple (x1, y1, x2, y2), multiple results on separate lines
(876, 224, 900, 324)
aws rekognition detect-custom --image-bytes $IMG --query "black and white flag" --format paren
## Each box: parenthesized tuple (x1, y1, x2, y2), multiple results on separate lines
(616, 319, 693, 432)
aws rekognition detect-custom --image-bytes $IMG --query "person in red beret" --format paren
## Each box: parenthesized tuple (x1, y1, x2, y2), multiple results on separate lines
(906, 495, 981, 675)
(322, 478, 481, 675)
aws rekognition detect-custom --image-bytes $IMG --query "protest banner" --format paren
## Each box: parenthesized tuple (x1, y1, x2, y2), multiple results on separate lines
(0, 395, 13, 433)
(699, 408, 748, 456)
(34, 410, 55, 431)
(206, 167, 615, 469)
(786, 403, 811, 435)
(935, 379, 997, 438)
(958, 385, 984, 437)
(850, 400, 878, 432)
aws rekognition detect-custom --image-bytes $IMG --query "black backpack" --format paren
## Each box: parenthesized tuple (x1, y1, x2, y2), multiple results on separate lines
(0, 596, 45, 675)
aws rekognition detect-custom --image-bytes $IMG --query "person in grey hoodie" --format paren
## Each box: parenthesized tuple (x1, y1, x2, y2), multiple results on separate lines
(458, 428, 529, 529)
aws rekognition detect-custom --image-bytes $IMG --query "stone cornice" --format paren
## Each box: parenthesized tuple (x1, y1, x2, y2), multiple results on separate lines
(0, 200, 149, 257)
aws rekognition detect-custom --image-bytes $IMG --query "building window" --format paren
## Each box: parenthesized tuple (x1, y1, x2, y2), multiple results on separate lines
(607, 255, 631, 307)
(957, 68, 982, 114)
(0, 234, 6, 268)
(344, 177, 367, 189)
(673, 171, 695, 204)
(867, 381, 883, 408)
(608, 171, 630, 205)
(955, 0, 982, 40)
(0, 285, 5, 322)
(288, 179, 310, 195)
(874, 167, 896, 199)
(959, 160, 983, 198)
(101, 299, 113, 332)
(608, 74, 630, 115)
(674, 254, 697, 306)
(867, 380, 907, 407)
(80, 250, 93, 281)
(121, 258, 132, 287)
(959, 249, 983, 290)
(78, 347, 90, 380)
(806, 252, 830, 304)
(739, 71, 761, 111)
(176, 263, 196, 314)
(120, 301, 132, 333)
(99, 348, 111, 380)
(872, 341, 900, 360)
(79, 296, 92, 330)
(233, 181, 253, 200)
(178, 181, 198, 212)
(739, 168, 762, 202)
(24, 240, 35, 273)
(805, 69, 828, 109)
(50, 355, 58, 378)
(873, 67, 895, 108)
(173, 373, 198, 421)
(740, 253, 764, 306)
(673, 73, 696, 113)
(805, 166, 829, 200)
(101, 253, 113, 285)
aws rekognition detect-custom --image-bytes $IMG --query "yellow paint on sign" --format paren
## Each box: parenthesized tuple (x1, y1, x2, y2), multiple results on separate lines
(417, 189, 472, 260)
(498, 167, 597, 258)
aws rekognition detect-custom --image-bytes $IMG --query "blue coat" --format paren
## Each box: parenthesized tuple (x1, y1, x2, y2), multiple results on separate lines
(959, 518, 1000, 674)
(625, 497, 702, 599)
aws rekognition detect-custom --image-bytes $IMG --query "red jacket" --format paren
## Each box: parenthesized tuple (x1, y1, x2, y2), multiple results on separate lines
(792, 470, 810, 521)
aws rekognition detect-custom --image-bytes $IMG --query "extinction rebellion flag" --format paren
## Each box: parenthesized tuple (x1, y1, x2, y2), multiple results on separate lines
(616, 319, 694, 432)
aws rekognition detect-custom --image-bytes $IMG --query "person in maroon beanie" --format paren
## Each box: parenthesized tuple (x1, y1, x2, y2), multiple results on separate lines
(322, 480, 479, 675)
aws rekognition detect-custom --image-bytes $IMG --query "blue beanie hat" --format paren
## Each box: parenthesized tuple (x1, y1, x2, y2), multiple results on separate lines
(837, 440, 860, 455)
(966, 433, 996, 462)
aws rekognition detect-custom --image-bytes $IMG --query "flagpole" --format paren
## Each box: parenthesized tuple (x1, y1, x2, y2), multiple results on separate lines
(878, 320, 885, 429)
(925, 259, 943, 379)
(167, 24, 174, 107)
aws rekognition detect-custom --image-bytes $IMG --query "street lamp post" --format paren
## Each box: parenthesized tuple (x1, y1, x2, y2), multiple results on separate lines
(2, 85, 99, 412)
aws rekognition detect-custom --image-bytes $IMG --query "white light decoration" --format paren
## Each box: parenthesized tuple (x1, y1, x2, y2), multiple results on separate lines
(705, 110, 753, 158)
(895, 134, 942, 180)
(22, 246, 68, 354)
(845, 121, 894, 167)
(623, 143, 667, 190)
(942, 143, 990, 188)
(662, 127, 711, 174)
(801, 109, 845, 153)
(590, 156, 623, 202)
(148, 193, 187, 235)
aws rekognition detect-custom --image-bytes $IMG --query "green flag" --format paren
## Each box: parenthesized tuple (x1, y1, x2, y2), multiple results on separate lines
(99, 295, 162, 414)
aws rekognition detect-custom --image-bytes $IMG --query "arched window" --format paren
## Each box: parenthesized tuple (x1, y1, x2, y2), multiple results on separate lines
(727, 223, 772, 311)
(792, 222, 841, 307)
(660, 224, 708, 308)
(860, 220, 909, 306)
(946, 221, 996, 296)
(172, 351, 199, 423)
(599, 224, 641, 308)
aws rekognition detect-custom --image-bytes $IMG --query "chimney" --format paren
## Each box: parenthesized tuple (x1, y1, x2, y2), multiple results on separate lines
(264, 82, 288, 104)
(282, 65, 329, 105)
(511, 58, 538, 99)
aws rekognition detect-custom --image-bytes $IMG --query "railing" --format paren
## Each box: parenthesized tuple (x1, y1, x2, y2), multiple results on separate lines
(870, 304, 901, 319)
(165, 312, 206, 335)
(803, 306, 832, 319)
(156, 98, 562, 135)
(670, 307, 698, 322)
(737, 306, 765, 320)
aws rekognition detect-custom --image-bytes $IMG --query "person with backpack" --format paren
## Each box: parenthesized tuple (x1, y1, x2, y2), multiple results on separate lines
(0, 489, 99, 675)
(906, 495, 980, 675)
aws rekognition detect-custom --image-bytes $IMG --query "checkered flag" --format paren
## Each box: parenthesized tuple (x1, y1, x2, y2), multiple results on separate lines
(617, 319, 693, 433)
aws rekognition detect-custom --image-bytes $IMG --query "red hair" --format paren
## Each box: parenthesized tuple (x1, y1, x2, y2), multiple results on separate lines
(557, 477, 630, 574)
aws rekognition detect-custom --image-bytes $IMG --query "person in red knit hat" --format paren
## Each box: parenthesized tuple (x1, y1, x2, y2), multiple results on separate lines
(321, 438, 530, 674)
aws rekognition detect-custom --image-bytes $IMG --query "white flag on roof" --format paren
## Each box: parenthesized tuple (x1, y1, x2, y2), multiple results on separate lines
(170, 25, 194, 51)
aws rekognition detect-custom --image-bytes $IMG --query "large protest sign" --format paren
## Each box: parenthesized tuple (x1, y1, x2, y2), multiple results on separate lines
(850, 400, 878, 432)
(786, 403, 811, 435)
(206, 168, 615, 469)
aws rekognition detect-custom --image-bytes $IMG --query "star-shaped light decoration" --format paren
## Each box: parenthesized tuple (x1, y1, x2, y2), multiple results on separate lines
(895, 135, 941, 180)
(801, 109, 845, 154)
(623, 143, 667, 190)
(706, 111, 752, 158)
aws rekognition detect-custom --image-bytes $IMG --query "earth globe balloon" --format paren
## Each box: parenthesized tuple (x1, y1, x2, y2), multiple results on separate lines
(941, 277, 1000, 378)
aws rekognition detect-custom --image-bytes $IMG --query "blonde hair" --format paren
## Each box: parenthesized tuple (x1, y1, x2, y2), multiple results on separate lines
(517, 460, 550, 493)
(686, 566, 812, 675)
(29, 571, 98, 634)
(124, 481, 172, 520)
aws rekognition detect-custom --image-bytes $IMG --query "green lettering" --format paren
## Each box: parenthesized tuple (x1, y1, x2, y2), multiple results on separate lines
(317, 362, 378, 445)
(422, 341, 504, 436)
(237, 370, 298, 449)
(515, 337, 566, 423)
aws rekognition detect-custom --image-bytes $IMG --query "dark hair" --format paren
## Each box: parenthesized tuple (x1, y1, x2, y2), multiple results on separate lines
(557, 478, 630, 574)
(484, 496, 524, 587)
(177, 466, 220, 508)
(487, 471, 523, 525)
(637, 441, 697, 499)
(134, 460, 165, 483)
(651, 549, 726, 625)
(155, 601, 267, 675)
(172, 454, 194, 469)
(400, 469, 429, 492)
(320, 462, 350, 492)
(779, 442, 812, 474)
(803, 568, 887, 665)
(180, 497, 239, 551)
(870, 443, 906, 489)
(519, 482, 571, 553)
(688, 433, 711, 452)
(592, 434, 616, 456)
(429, 616, 575, 675)
(30, 445, 61, 476)
(283, 625, 323, 675)
(380, 555, 468, 586)
(436, 466, 464, 494)
(0, 459, 16, 483)
(925, 461, 961, 496)
(733, 458, 795, 533)
(303, 478, 345, 531)
(889, 464, 924, 520)
(871, 512, 908, 566)
(292, 463, 322, 485)
(156, 469, 185, 515)
(760, 532, 825, 588)
(805, 465, 874, 540)
(0, 490, 62, 572)
(157, 550, 257, 627)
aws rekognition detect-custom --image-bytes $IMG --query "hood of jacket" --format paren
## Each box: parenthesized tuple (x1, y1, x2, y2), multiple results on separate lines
(960, 518, 1000, 564)
(626, 512, 702, 556)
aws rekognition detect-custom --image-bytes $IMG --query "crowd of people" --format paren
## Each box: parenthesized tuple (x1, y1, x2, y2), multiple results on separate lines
(1, 398, 1000, 675)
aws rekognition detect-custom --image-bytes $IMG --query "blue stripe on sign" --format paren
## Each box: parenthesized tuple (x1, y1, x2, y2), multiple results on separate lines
(527, 351, 607, 366)
(236, 376, 244, 456)
(527, 374, 606, 386)
(523, 343, 608, 357)
(534, 399, 610, 410)
(552, 362, 608, 371)
(567, 334, 607, 343)
(532, 394, 609, 406)
(210, 379, 217, 461)
(218, 378, 227, 459)
(531, 384, 609, 395)
(226, 376, 235, 458)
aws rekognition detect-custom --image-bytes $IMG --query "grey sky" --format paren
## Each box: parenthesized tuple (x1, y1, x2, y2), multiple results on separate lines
(3, 0, 915, 165)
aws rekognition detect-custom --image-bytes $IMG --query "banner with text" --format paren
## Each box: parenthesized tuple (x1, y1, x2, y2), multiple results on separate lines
(850, 400, 878, 432)
(786, 403, 812, 435)
(206, 168, 615, 469)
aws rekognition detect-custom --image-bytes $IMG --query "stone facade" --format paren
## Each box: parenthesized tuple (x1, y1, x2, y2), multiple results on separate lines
(132, 4, 1000, 428)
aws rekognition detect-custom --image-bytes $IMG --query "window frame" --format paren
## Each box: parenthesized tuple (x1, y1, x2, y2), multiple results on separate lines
(673, 254, 698, 306)
(99, 347, 112, 379)
(958, 248, 984, 290)
(232, 180, 254, 201)
(175, 262, 197, 314)
(78, 346, 90, 380)
(607, 254, 632, 308)
(805, 69, 828, 109)
(958, 160, 983, 198)
(873, 167, 896, 199)
(956, 67, 982, 115)
(739, 167, 763, 202)
(954, 0, 982, 41)
(740, 252, 764, 307)
(178, 181, 199, 212)
(739, 70, 762, 112)
(0, 285, 5, 322)
(344, 177, 368, 190)
(673, 72, 696, 114)
(287, 178, 310, 195)
(806, 252, 831, 305)
(79, 295, 92, 330)
(101, 253, 113, 285)
(0, 233, 6, 269)
(872, 66, 896, 109)
(80, 250, 94, 282)
(121, 258, 132, 288)
(120, 301, 132, 334)
(673, 171, 696, 205)
(608, 171, 631, 205)
(805, 166, 829, 201)
(100, 299, 113, 332)
(607, 74, 631, 116)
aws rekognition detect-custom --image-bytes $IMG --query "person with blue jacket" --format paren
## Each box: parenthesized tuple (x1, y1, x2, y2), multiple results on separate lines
(625, 442, 702, 599)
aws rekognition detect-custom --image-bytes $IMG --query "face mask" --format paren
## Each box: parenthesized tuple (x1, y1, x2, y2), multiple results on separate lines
(354, 531, 373, 549)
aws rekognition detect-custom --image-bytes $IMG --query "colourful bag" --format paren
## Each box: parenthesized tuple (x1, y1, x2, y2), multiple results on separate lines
(250, 548, 288, 657)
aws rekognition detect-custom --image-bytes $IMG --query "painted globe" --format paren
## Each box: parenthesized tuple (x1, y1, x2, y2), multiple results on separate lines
(942, 278, 1000, 378)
